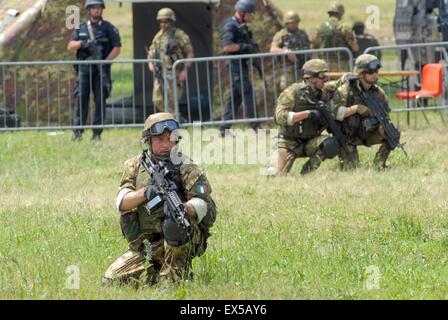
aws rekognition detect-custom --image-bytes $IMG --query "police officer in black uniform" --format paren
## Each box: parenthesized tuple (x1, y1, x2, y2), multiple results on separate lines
(220, 0, 260, 137)
(68, 0, 121, 141)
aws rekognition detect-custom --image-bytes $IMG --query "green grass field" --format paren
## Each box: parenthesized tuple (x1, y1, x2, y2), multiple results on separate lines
(1, 120, 448, 299)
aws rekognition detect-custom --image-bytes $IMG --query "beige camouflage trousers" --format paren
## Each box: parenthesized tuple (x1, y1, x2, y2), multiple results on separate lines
(103, 223, 207, 287)
(266, 135, 331, 176)
(152, 77, 184, 114)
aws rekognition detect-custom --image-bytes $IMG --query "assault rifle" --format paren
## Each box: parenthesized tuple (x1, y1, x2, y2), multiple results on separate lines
(348, 78, 408, 156)
(238, 23, 264, 79)
(140, 151, 190, 229)
(316, 101, 351, 155)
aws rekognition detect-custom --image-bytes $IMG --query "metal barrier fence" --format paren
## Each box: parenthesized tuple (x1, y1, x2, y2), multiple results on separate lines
(364, 41, 448, 127)
(171, 47, 353, 127)
(0, 58, 164, 131)
(2, 42, 448, 132)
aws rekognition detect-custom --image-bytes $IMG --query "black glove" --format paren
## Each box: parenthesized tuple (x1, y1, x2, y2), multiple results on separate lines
(144, 185, 157, 201)
(240, 43, 257, 53)
(308, 110, 320, 122)
(144, 186, 163, 210)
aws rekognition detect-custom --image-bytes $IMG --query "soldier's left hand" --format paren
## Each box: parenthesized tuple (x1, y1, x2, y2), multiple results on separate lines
(356, 104, 370, 116)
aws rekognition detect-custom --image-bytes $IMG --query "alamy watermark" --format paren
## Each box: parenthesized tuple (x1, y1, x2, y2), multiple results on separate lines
(65, 5, 80, 30)
(365, 265, 381, 290)
(66, 265, 80, 290)
(365, 5, 380, 30)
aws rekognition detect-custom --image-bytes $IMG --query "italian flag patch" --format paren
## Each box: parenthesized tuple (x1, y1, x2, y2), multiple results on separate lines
(197, 184, 208, 194)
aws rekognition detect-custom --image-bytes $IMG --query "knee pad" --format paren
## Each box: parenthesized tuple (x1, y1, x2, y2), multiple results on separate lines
(319, 137, 340, 159)
(163, 215, 191, 247)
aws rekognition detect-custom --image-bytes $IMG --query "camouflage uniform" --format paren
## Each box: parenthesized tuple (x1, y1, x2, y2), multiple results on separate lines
(331, 55, 392, 169)
(103, 113, 216, 286)
(312, 3, 357, 72)
(149, 11, 193, 114)
(271, 27, 310, 89)
(266, 59, 340, 176)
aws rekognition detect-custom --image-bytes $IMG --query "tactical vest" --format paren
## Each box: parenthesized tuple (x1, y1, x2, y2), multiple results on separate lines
(318, 18, 346, 49)
(281, 30, 307, 50)
(153, 28, 186, 69)
(280, 83, 324, 140)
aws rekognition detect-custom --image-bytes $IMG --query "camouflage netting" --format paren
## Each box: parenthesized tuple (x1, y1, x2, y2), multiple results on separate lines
(1, 0, 86, 61)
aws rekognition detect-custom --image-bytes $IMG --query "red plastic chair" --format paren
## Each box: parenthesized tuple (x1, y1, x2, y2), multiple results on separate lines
(395, 63, 443, 103)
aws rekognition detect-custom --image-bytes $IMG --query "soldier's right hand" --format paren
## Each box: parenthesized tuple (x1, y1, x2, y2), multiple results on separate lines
(308, 110, 320, 122)
(144, 186, 158, 201)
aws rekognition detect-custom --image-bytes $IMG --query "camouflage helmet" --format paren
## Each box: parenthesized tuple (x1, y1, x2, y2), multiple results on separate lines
(157, 8, 176, 22)
(235, 0, 256, 13)
(85, 0, 105, 9)
(285, 11, 300, 24)
(303, 59, 329, 79)
(142, 112, 179, 139)
(328, 2, 345, 15)
(355, 54, 382, 73)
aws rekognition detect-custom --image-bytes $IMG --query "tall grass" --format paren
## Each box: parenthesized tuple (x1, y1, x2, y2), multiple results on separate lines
(1, 123, 448, 299)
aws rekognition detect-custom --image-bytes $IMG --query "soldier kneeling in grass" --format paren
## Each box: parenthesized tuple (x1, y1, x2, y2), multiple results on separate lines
(102, 113, 217, 287)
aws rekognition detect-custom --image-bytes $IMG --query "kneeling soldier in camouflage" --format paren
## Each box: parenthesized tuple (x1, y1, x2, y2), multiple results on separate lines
(103, 113, 217, 286)
(331, 54, 393, 169)
(266, 59, 341, 176)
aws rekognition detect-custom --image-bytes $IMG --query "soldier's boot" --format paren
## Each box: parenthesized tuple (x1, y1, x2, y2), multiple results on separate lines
(71, 130, 83, 142)
(373, 143, 391, 170)
(339, 145, 359, 171)
(300, 155, 322, 175)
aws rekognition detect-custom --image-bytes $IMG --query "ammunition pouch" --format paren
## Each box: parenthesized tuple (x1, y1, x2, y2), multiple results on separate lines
(359, 117, 380, 140)
(119, 212, 140, 243)
(342, 114, 362, 139)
